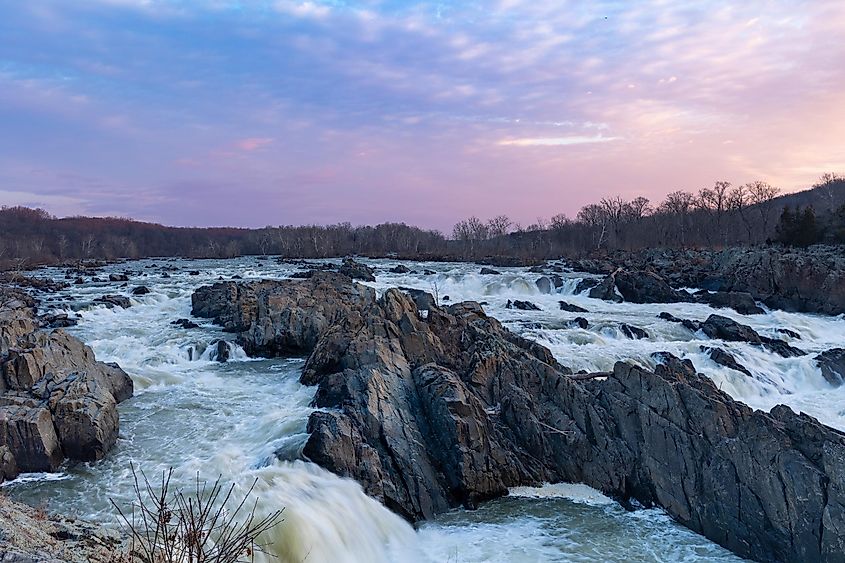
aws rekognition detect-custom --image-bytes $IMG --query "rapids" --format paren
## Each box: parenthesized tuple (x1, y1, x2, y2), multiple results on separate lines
(8, 256, 841, 562)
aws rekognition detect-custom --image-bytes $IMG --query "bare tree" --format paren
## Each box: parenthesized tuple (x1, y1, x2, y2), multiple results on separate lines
(486, 215, 512, 238)
(746, 180, 781, 235)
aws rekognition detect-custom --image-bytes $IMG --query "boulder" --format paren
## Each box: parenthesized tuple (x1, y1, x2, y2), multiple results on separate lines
(399, 288, 437, 311)
(620, 323, 648, 339)
(171, 318, 199, 329)
(107, 274, 128, 282)
(816, 349, 845, 386)
(702, 346, 753, 377)
(569, 317, 589, 329)
(574, 278, 600, 294)
(535, 276, 553, 294)
(131, 286, 151, 295)
(558, 301, 588, 313)
(94, 295, 131, 309)
(0, 404, 62, 472)
(390, 265, 412, 274)
(212, 340, 231, 363)
(338, 259, 375, 282)
(699, 315, 805, 357)
(587, 275, 622, 302)
(479, 268, 501, 275)
(506, 300, 540, 311)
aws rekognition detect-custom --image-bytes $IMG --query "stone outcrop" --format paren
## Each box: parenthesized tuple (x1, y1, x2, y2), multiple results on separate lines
(589, 268, 690, 304)
(193, 274, 845, 563)
(0, 286, 133, 480)
(698, 291, 765, 315)
(817, 349, 845, 386)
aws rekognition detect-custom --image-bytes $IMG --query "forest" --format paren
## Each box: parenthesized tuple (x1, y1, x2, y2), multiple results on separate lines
(1, 174, 844, 269)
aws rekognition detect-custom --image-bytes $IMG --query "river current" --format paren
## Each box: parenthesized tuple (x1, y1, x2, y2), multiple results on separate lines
(7, 256, 844, 562)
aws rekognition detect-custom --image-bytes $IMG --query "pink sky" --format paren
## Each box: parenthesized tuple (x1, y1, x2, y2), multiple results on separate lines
(1, 1, 844, 230)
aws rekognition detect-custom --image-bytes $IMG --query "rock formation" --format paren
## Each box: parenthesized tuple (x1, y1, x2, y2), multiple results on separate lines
(0, 286, 133, 480)
(192, 273, 845, 562)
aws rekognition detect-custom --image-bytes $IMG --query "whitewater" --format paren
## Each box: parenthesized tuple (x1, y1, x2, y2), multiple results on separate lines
(7, 256, 844, 562)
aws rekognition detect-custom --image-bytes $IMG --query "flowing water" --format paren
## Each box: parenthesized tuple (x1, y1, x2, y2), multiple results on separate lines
(6, 256, 844, 562)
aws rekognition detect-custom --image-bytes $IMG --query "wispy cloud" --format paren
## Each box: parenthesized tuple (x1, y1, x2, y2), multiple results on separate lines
(499, 135, 622, 147)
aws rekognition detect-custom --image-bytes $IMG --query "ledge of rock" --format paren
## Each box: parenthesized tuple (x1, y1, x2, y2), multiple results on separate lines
(0, 286, 133, 480)
(192, 273, 845, 563)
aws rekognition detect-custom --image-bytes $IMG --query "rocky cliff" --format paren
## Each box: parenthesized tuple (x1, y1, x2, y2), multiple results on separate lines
(193, 273, 845, 563)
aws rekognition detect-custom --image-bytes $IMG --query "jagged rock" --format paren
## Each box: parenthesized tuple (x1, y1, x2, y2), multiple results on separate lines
(699, 315, 805, 358)
(40, 313, 77, 329)
(0, 290, 132, 478)
(0, 445, 17, 482)
(94, 295, 131, 309)
(193, 275, 845, 563)
(479, 267, 501, 275)
(338, 259, 375, 282)
(399, 288, 437, 311)
(131, 286, 150, 295)
(702, 346, 753, 377)
(558, 301, 588, 313)
(699, 291, 765, 315)
(171, 318, 199, 329)
(535, 276, 552, 294)
(816, 349, 845, 386)
(390, 265, 412, 274)
(107, 274, 128, 282)
(620, 323, 648, 339)
(591, 269, 689, 304)
(658, 312, 701, 332)
(506, 300, 540, 311)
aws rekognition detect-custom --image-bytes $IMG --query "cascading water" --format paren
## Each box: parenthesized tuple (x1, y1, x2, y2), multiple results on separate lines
(10, 256, 841, 561)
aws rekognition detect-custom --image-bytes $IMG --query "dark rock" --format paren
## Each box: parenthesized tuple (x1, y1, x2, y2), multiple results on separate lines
(94, 295, 131, 309)
(338, 259, 375, 282)
(40, 313, 78, 329)
(390, 265, 412, 274)
(171, 318, 199, 329)
(816, 349, 845, 386)
(760, 336, 806, 358)
(479, 267, 501, 275)
(699, 291, 765, 315)
(620, 324, 648, 339)
(399, 288, 437, 311)
(131, 286, 150, 295)
(189, 270, 200, 276)
(73, 278, 84, 285)
(574, 278, 600, 294)
(108, 274, 128, 282)
(506, 300, 541, 311)
(592, 269, 690, 304)
(587, 275, 622, 302)
(702, 346, 753, 377)
(442, 295, 450, 302)
(558, 301, 588, 313)
(776, 328, 802, 339)
(527, 265, 546, 274)
(290, 270, 315, 279)
(658, 312, 701, 332)
(535, 276, 553, 294)
(212, 340, 231, 363)
(700, 315, 805, 357)
(194, 275, 845, 563)
(569, 317, 589, 329)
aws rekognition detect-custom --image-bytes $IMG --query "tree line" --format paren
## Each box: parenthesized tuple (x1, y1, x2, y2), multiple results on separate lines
(1, 174, 843, 269)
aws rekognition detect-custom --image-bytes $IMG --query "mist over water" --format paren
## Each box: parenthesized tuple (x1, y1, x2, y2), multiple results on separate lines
(9, 256, 841, 561)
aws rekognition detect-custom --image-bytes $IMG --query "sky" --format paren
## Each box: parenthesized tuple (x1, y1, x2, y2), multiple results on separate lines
(1, 0, 844, 230)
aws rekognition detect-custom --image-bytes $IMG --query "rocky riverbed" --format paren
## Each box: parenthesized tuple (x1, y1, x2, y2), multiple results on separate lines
(4, 250, 845, 562)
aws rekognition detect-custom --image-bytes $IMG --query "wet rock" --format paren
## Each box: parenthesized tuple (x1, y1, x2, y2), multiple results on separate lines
(338, 259, 375, 282)
(620, 323, 648, 339)
(699, 315, 805, 358)
(390, 265, 412, 274)
(188, 270, 201, 276)
(574, 278, 600, 294)
(776, 328, 802, 339)
(506, 300, 541, 311)
(211, 340, 231, 363)
(702, 346, 753, 377)
(658, 312, 701, 332)
(591, 269, 690, 304)
(816, 349, 845, 386)
(0, 405, 62, 472)
(399, 288, 437, 311)
(73, 277, 84, 285)
(698, 291, 765, 315)
(107, 274, 128, 282)
(479, 267, 501, 275)
(290, 270, 314, 279)
(171, 318, 199, 329)
(195, 275, 845, 563)
(40, 313, 78, 329)
(94, 295, 131, 309)
(759, 336, 806, 358)
(535, 276, 553, 294)
(131, 286, 150, 295)
(569, 317, 589, 329)
(587, 275, 622, 302)
(442, 295, 450, 302)
(558, 301, 588, 313)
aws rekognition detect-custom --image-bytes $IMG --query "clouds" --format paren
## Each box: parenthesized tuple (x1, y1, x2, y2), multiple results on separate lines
(1, 0, 844, 229)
